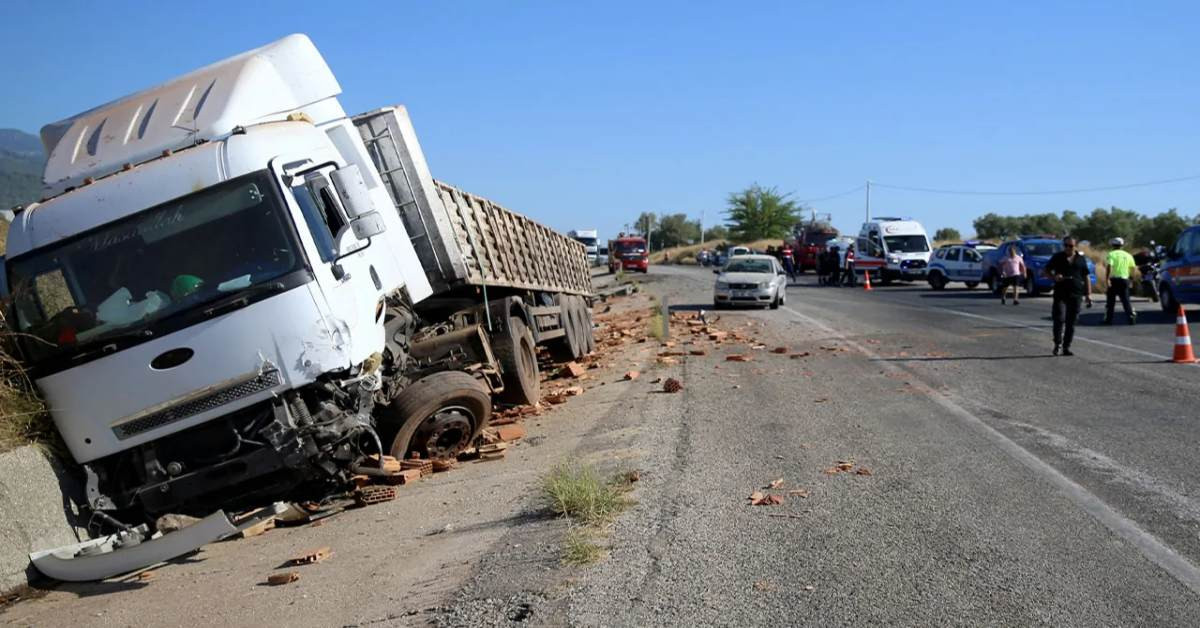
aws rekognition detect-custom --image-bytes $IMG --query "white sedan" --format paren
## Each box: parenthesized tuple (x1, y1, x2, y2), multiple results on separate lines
(713, 254, 788, 309)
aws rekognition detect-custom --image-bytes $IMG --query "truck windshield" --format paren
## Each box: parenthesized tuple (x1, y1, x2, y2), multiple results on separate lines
(883, 235, 930, 253)
(574, 237, 598, 247)
(7, 171, 304, 365)
(615, 241, 646, 255)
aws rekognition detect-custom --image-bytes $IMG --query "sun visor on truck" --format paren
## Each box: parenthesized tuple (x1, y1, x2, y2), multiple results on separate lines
(40, 34, 343, 196)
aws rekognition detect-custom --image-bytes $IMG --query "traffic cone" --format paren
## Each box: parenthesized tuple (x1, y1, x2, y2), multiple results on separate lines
(863, 269, 873, 291)
(1173, 305, 1196, 363)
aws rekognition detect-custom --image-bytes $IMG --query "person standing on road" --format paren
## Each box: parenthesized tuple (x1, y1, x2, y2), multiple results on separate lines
(999, 246, 1026, 305)
(1103, 237, 1137, 325)
(1044, 236, 1093, 356)
(827, 246, 841, 287)
(781, 242, 796, 282)
(843, 244, 857, 287)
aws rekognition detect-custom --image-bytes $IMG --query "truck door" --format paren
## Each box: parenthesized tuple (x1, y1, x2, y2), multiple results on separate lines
(272, 158, 387, 364)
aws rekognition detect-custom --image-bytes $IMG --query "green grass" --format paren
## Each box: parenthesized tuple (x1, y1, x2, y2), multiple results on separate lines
(563, 527, 605, 565)
(543, 463, 633, 526)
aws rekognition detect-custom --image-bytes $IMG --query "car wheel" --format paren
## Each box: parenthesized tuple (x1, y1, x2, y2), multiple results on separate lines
(986, 273, 999, 295)
(1161, 283, 1178, 314)
(928, 272, 946, 290)
(769, 292, 780, 309)
(1026, 272, 1041, 297)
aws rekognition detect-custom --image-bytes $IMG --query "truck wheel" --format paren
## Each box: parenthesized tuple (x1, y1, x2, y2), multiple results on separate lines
(580, 301, 596, 354)
(494, 316, 540, 405)
(550, 297, 583, 360)
(570, 297, 591, 357)
(383, 371, 491, 461)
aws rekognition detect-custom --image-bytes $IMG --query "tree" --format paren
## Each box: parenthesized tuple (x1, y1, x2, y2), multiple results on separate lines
(725, 184, 798, 241)
(1072, 207, 1143, 245)
(704, 224, 730, 242)
(1139, 208, 1192, 247)
(933, 228, 961, 242)
(652, 213, 701, 249)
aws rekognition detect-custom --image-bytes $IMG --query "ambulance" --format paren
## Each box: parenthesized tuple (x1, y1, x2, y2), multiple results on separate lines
(854, 218, 933, 283)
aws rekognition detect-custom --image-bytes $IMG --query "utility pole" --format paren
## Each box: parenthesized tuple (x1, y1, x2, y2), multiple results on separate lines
(865, 179, 872, 222)
(699, 209, 706, 243)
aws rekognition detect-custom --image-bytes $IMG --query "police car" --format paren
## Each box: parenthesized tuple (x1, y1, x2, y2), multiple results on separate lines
(1159, 224, 1200, 313)
(926, 242, 992, 290)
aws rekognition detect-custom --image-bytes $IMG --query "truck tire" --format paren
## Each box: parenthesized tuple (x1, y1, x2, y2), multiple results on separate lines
(383, 371, 491, 461)
(550, 297, 583, 361)
(494, 316, 540, 405)
(581, 301, 596, 354)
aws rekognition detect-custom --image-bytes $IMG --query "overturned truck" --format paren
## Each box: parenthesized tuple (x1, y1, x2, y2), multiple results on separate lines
(2, 35, 593, 578)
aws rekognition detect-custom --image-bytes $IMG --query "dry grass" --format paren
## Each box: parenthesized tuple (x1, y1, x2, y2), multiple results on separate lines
(650, 238, 783, 265)
(0, 333, 55, 455)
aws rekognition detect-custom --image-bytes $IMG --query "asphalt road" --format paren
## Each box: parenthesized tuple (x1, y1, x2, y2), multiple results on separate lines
(554, 266, 1200, 626)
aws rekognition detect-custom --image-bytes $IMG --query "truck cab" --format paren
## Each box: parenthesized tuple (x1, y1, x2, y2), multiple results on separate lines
(570, 229, 599, 265)
(609, 236, 648, 273)
(856, 218, 932, 282)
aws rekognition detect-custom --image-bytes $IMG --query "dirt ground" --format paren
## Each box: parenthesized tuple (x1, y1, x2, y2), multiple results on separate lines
(0, 274, 682, 628)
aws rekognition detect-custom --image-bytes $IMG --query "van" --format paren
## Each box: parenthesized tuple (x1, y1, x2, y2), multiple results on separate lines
(855, 218, 932, 282)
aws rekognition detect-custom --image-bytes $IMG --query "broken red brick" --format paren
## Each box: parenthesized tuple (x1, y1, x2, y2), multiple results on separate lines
(624, 370, 640, 381)
(725, 354, 752, 362)
(495, 424, 527, 442)
(689, 349, 708, 356)
(267, 572, 301, 586)
(662, 378, 683, 393)
(771, 347, 788, 354)
(563, 362, 587, 378)
(289, 547, 332, 566)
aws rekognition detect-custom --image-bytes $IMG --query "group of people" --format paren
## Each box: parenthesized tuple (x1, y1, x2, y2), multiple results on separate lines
(997, 235, 1139, 357)
(817, 244, 857, 287)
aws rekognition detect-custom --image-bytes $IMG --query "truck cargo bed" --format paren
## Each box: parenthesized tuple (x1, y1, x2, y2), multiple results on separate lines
(353, 106, 592, 297)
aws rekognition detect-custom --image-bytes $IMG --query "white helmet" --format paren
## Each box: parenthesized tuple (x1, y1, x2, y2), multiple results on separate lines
(1110, 237, 1124, 247)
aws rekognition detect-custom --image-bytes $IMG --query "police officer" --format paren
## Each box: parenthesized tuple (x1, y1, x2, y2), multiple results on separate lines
(1103, 237, 1137, 325)
(1044, 236, 1093, 356)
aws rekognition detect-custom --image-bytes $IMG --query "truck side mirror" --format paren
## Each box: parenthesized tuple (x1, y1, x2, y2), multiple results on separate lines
(350, 211, 386, 239)
(330, 164, 373, 219)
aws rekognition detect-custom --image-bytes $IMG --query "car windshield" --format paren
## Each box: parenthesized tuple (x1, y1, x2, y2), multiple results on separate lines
(7, 172, 303, 364)
(724, 259, 772, 274)
(884, 235, 930, 253)
(1024, 242, 1063, 257)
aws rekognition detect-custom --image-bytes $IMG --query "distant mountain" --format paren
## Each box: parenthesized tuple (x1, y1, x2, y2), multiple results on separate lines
(0, 128, 45, 211)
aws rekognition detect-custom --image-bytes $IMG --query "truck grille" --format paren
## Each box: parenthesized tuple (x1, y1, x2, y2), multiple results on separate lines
(112, 368, 282, 440)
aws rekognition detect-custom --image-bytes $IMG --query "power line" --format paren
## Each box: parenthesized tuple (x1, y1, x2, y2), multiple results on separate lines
(871, 173, 1200, 197)
(798, 184, 866, 204)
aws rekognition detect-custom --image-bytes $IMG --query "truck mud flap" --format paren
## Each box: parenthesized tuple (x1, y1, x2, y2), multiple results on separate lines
(29, 504, 283, 582)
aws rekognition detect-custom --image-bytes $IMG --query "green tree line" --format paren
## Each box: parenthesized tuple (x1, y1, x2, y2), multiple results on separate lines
(972, 207, 1198, 248)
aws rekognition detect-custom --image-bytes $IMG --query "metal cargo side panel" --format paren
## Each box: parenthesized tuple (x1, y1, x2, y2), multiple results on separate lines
(352, 106, 468, 293)
(435, 182, 593, 296)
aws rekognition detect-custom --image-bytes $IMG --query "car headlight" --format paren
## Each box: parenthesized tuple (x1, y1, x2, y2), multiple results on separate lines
(758, 281, 769, 289)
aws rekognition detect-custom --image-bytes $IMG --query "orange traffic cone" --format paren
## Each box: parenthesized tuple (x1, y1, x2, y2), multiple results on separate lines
(1173, 305, 1196, 363)
(863, 269, 873, 291)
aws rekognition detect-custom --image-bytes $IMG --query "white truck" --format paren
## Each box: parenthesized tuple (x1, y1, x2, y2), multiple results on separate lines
(854, 217, 933, 283)
(3, 35, 594, 579)
(569, 229, 599, 265)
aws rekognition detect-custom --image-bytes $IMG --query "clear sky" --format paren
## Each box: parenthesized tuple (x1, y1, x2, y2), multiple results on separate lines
(2, 1, 1197, 240)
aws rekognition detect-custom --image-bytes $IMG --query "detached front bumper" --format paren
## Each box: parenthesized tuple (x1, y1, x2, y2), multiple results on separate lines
(714, 286, 773, 306)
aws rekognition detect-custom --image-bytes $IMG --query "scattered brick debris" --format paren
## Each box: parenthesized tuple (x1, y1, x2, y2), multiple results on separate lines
(401, 458, 434, 477)
(788, 489, 810, 498)
(662, 378, 683, 393)
(690, 349, 707, 356)
(267, 572, 301, 586)
(726, 354, 752, 362)
(814, 398, 829, 403)
(563, 362, 587, 378)
(771, 347, 788, 354)
(766, 478, 784, 489)
(563, 385, 584, 397)
(137, 571, 156, 582)
(496, 424, 527, 442)
(432, 459, 457, 473)
(624, 370, 640, 380)
(355, 485, 397, 506)
(751, 344, 767, 350)
(854, 467, 873, 476)
(544, 393, 569, 404)
(236, 517, 276, 539)
(656, 356, 679, 365)
(823, 460, 857, 474)
(749, 492, 784, 506)
(289, 547, 333, 566)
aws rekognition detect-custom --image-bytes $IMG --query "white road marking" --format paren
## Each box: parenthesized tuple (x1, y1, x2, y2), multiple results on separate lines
(783, 303, 1200, 596)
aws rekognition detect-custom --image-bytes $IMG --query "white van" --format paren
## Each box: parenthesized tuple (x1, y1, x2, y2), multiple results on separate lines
(855, 218, 932, 282)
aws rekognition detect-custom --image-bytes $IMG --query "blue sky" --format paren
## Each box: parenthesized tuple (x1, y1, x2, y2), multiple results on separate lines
(3, 1, 1198, 240)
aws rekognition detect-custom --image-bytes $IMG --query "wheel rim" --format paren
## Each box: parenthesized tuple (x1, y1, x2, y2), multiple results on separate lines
(412, 405, 476, 460)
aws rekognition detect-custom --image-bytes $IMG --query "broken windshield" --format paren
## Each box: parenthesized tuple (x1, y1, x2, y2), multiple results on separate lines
(7, 171, 305, 365)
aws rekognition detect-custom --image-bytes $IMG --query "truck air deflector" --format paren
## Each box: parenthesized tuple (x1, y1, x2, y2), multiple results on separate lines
(111, 365, 282, 440)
